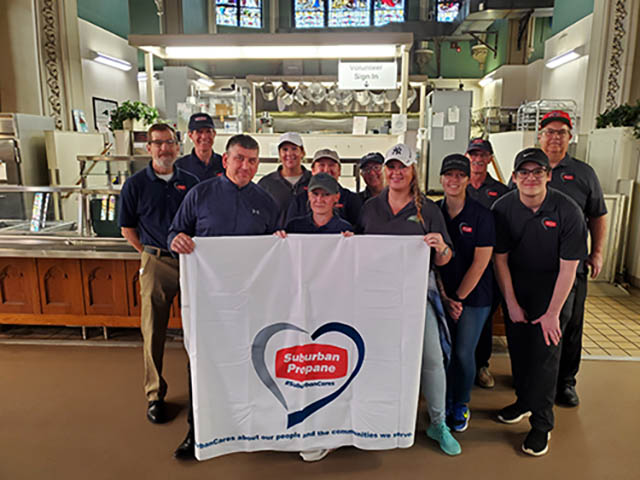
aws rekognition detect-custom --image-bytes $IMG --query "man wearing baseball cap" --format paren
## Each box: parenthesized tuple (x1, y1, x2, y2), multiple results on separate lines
(285, 148, 362, 226)
(492, 147, 587, 456)
(538, 110, 607, 408)
(174, 113, 224, 181)
(465, 138, 509, 390)
(258, 132, 311, 215)
(358, 152, 385, 204)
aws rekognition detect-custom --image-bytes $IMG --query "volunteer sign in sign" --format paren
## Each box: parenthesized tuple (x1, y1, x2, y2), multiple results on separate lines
(180, 235, 430, 461)
(338, 61, 397, 90)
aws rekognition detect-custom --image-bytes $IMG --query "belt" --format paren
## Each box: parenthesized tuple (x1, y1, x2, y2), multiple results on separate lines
(143, 246, 173, 258)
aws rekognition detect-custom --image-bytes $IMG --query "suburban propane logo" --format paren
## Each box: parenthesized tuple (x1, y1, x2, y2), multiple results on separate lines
(276, 344, 348, 381)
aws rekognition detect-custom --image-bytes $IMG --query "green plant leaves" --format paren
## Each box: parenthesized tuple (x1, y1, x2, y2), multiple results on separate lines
(104, 100, 159, 131)
(596, 101, 640, 139)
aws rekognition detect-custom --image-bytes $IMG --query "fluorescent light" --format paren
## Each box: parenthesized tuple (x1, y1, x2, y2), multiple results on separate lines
(478, 73, 495, 87)
(137, 72, 147, 81)
(546, 49, 581, 69)
(93, 51, 132, 71)
(164, 45, 398, 60)
(196, 78, 215, 88)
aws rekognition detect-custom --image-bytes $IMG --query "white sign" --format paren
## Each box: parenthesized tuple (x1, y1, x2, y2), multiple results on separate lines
(181, 235, 429, 461)
(338, 62, 397, 90)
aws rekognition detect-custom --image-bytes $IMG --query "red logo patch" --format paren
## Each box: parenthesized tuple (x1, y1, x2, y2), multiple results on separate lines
(275, 344, 348, 381)
(175, 184, 186, 191)
(562, 174, 574, 181)
(544, 220, 557, 228)
(461, 225, 473, 233)
(487, 191, 498, 197)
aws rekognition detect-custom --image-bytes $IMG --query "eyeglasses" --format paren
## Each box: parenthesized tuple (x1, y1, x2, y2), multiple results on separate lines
(540, 128, 570, 138)
(361, 164, 382, 174)
(148, 139, 178, 146)
(515, 167, 548, 179)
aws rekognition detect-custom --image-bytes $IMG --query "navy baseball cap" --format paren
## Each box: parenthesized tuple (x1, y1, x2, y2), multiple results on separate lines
(188, 113, 215, 131)
(466, 138, 493, 154)
(514, 148, 550, 171)
(359, 152, 384, 168)
(308, 172, 340, 195)
(440, 154, 470, 176)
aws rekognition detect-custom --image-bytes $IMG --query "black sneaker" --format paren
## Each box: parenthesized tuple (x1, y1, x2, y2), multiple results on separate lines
(556, 385, 579, 407)
(522, 428, 550, 456)
(497, 402, 532, 424)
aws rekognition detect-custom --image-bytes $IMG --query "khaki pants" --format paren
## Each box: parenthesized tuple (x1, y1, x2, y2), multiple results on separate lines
(140, 251, 179, 402)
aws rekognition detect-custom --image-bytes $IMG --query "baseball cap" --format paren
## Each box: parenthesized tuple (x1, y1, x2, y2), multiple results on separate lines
(188, 113, 215, 131)
(466, 138, 493, 154)
(514, 148, 550, 171)
(308, 172, 340, 195)
(359, 152, 384, 168)
(384, 144, 416, 167)
(540, 110, 573, 129)
(312, 148, 341, 165)
(440, 154, 470, 176)
(278, 132, 304, 149)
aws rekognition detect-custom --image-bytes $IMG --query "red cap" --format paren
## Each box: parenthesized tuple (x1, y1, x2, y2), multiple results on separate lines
(540, 110, 572, 129)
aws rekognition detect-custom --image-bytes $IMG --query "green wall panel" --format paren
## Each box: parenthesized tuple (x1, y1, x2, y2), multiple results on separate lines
(182, 0, 209, 34)
(129, 0, 161, 35)
(483, 19, 508, 75)
(551, 0, 594, 35)
(529, 17, 552, 63)
(78, 0, 130, 39)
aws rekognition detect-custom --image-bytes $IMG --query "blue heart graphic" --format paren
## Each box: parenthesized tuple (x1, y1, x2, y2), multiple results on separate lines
(251, 322, 365, 429)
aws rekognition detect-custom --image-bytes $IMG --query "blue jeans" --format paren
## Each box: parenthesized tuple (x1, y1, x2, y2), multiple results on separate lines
(447, 305, 491, 405)
(421, 301, 447, 426)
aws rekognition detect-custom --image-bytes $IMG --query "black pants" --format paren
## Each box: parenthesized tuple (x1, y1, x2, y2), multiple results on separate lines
(557, 272, 587, 389)
(186, 360, 194, 435)
(504, 286, 575, 432)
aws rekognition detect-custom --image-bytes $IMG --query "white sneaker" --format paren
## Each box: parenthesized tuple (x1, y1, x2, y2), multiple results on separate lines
(299, 449, 332, 462)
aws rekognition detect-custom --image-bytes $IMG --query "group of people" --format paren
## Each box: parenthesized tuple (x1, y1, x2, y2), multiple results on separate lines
(118, 109, 606, 461)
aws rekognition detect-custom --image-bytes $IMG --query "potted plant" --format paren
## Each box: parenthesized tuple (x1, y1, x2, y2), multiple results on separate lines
(596, 101, 640, 139)
(104, 101, 159, 155)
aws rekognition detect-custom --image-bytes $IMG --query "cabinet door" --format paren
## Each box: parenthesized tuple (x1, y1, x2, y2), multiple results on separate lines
(0, 257, 41, 314)
(125, 260, 142, 318)
(81, 259, 128, 316)
(37, 259, 84, 315)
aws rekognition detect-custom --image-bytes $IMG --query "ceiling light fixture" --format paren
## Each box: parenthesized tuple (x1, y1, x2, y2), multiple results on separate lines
(196, 77, 215, 88)
(545, 49, 581, 69)
(478, 72, 495, 87)
(92, 51, 132, 71)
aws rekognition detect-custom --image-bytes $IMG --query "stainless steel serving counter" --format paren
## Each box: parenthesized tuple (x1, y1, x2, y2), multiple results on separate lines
(0, 235, 139, 259)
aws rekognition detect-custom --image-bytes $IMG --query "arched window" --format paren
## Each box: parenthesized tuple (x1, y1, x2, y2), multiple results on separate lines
(216, 0, 263, 28)
(294, 0, 405, 29)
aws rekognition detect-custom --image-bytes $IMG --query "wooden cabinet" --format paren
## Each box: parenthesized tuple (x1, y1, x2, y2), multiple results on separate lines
(81, 260, 128, 316)
(36, 258, 84, 315)
(125, 260, 142, 318)
(0, 258, 41, 314)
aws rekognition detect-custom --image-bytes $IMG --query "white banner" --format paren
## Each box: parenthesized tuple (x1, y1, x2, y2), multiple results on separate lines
(181, 235, 429, 461)
(338, 62, 397, 90)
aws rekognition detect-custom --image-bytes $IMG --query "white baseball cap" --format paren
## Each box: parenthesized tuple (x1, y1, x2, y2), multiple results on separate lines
(384, 144, 416, 166)
(278, 132, 304, 148)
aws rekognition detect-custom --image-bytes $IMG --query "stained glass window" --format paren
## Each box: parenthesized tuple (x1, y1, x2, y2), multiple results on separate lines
(436, 1, 461, 23)
(373, 0, 405, 26)
(328, 0, 370, 28)
(295, 0, 325, 29)
(215, 0, 262, 28)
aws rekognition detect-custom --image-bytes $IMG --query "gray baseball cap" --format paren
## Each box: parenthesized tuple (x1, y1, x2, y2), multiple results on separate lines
(312, 148, 341, 165)
(307, 172, 340, 195)
(278, 132, 304, 148)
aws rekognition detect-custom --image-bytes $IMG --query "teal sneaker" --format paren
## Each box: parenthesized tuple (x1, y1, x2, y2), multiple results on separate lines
(427, 421, 461, 456)
(451, 403, 470, 432)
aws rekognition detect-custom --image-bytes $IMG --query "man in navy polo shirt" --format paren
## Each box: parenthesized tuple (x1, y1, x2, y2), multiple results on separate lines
(119, 123, 199, 425)
(258, 132, 311, 218)
(465, 138, 509, 390)
(285, 148, 362, 226)
(168, 134, 279, 460)
(174, 113, 223, 181)
(492, 148, 587, 456)
(538, 110, 607, 407)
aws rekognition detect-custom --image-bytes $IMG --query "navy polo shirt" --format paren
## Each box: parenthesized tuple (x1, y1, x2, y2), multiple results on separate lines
(118, 163, 199, 249)
(285, 186, 362, 227)
(358, 187, 452, 247)
(358, 186, 381, 205)
(492, 187, 587, 319)
(167, 175, 279, 250)
(257, 165, 312, 214)
(285, 213, 353, 234)
(174, 148, 224, 181)
(437, 197, 495, 307)
(466, 173, 509, 210)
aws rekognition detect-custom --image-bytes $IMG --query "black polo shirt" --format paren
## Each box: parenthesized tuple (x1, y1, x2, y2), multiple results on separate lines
(466, 173, 509, 210)
(549, 154, 607, 218)
(358, 186, 382, 205)
(257, 165, 312, 213)
(285, 185, 362, 227)
(118, 163, 199, 249)
(358, 187, 452, 247)
(167, 175, 279, 250)
(174, 148, 224, 181)
(492, 187, 587, 319)
(437, 197, 495, 307)
(285, 213, 353, 234)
